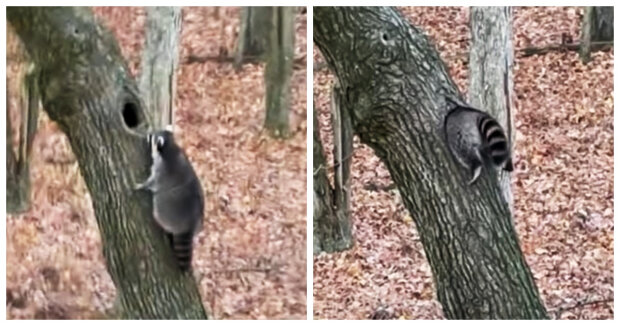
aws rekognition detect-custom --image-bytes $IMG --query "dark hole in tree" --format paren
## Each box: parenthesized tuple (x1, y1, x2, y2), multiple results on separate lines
(74, 28, 79, 35)
(382, 33, 389, 41)
(122, 102, 139, 128)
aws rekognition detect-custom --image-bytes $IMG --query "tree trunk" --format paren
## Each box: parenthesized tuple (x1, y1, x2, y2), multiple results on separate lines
(234, 7, 272, 70)
(330, 84, 354, 246)
(314, 7, 548, 319)
(580, 6, 614, 63)
(590, 7, 614, 42)
(313, 106, 353, 254)
(138, 6, 182, 129)
(6, 64, 40, 214)
(8, 7, 207, 319)
(264, 6, 295, 138)
(469, 7, 513, 208)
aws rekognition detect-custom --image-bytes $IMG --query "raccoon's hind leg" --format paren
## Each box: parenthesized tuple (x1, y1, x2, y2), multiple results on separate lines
(467, 148, 484, 185)
(468, 162, 482, 185)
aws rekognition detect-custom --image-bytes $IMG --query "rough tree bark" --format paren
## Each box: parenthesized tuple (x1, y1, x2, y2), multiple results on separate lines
(580, 6, 614, 63)
(589, 7, 614, 42)
(264, 6, 295, 138)
(313, 101, 353, 254)
(138, 6, 182, 128)
(469, 7, 514, 208)
(314, 7, 548, 319)
(330, 84, 354, 247)
(234, 7, 272, 70)
(8, 7, 207, 319)
(6, 63, 40, 214)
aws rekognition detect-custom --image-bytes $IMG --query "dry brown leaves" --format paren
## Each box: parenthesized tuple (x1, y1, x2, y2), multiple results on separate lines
(313, 7, 613, 320)
(7, 7, 307, 320)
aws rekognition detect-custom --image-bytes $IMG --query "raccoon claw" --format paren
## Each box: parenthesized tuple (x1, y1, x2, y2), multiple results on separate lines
(134, 175, 155, 191)
(134, 180, 151, 191)
(468, 166, 482, 185)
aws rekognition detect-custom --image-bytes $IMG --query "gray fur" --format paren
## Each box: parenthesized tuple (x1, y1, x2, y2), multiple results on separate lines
(444, 105, 512, 184)
(135, 130, 204, 270)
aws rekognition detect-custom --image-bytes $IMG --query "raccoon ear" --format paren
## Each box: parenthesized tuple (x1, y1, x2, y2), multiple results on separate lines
(165, 124, 174, 132)
(156, 135, 166, 151)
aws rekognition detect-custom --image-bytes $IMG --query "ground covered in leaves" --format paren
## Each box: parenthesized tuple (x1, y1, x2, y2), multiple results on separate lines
(313, 7, 613, 319)
(7, 7, 307, 319)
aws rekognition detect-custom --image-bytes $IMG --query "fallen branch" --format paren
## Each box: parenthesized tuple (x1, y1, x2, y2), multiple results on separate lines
(184, 54, 258, 65)
(314, 41, 614, 70)
(549, 297, 613, 319)
(520, 41, 613, 58)
(363, 182, 397, 192)
(185, 54, 306, 70)
(211, 265, 282, 274)
(313, 152, 354, 176)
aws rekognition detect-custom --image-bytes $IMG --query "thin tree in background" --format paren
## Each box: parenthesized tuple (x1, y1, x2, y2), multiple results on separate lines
(6, 60, 40, 214)
(469, 6, 514, 207)
(580, 6, 614, 63)
(264, 6, 295, 138)
(138, 6, 182, 128)
(313, 91, 354, 253)
(234, 7, 272, 70)
(330, 84, 354, 250)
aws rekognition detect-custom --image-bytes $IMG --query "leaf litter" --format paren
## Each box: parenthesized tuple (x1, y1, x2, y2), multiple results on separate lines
(6, 7, 307, 319)
(313, 7, 612, 320)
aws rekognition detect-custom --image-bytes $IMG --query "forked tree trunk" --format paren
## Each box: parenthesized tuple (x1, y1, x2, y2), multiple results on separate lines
(138, 6, 182, 128)
(6, 64, 40, 214)
(469, 6, 514, 208)
(314, 7, 548, 319)
(264, 6, 295, 138)
(8, 7, 207, 319)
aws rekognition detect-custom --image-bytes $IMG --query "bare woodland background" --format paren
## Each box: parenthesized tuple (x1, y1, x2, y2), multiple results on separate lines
(3, 5, 614, 321)
(7, 7, 307, 319)
(313, 7, 613, 319)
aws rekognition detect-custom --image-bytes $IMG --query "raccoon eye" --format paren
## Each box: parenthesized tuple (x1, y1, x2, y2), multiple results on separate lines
(156, 136, 165, 151)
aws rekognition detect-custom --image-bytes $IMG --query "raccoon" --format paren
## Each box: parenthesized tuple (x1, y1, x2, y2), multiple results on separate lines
(444, 103, 513, 184)
(135, 129, 204, 271)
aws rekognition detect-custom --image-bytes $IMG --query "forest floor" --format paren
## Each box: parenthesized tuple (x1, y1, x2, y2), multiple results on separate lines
(313, 7, 613, 319)
(6, 7, 307, 319)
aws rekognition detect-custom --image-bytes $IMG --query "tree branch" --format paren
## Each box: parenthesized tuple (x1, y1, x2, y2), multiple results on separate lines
(186, 54, 306, 70)
(550, 297, 613, 319)
(520, 41, 613, 57)
(312, 41, 615, 70)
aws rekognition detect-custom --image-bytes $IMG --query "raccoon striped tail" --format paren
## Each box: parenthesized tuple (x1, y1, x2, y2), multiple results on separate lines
(478, 115, 513, 171)
(171, 232, 194, 271)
